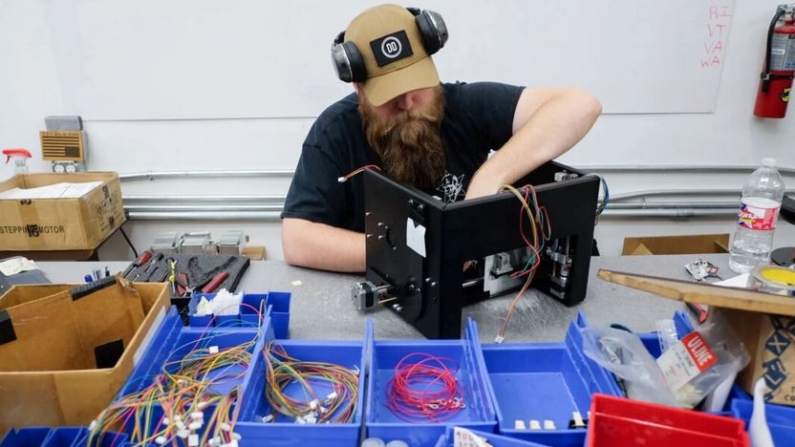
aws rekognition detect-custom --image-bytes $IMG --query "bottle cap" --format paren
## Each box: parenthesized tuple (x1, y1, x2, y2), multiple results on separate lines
(361, 438, 386, 447)
(762, 157, 777, 167)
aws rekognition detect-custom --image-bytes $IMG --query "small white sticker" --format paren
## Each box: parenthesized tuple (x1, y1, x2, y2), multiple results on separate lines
(657, 331, 717, 391)
(453, 427, 490, 447)
(406, 218, 426, 258)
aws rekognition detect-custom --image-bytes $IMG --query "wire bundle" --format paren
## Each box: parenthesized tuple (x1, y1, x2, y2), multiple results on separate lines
(86, 326, 261, 447)
(263, 340, 359, 424)
(385, 353, 465, 423)
(585, 173, 610, 219)
(493, 184, 551, 342)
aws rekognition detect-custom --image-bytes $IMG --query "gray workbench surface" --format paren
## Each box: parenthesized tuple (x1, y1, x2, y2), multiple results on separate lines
(36, 254, 731, 343)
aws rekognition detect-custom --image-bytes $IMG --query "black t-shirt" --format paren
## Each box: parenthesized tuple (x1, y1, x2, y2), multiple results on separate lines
(281, 81, 525, 232)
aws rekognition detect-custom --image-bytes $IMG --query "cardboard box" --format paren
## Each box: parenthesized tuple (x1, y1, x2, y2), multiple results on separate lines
(0, 172, 126, 251)
(622, 233, 730, 256)
(0, 276, 170, 435)
(242, 245, 267, 260)
(597, 268, 795, 406)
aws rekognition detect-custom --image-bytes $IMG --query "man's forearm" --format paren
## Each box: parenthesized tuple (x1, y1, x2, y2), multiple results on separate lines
(469, 88, 602, 198)
(282, 218, 366, 273)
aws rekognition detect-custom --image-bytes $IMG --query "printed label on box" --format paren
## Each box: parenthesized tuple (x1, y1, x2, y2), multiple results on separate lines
(763, 316, 795, 403)
(657, 331, 717, 391)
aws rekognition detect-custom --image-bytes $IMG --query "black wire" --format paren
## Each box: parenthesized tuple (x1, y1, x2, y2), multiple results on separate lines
(119, 225, 138, 259)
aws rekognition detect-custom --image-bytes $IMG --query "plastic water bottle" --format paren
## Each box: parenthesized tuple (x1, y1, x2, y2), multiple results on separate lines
(728, 158, 786, 274)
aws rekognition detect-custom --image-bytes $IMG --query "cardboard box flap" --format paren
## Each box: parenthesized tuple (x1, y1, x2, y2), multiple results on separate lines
(622, 233, 730, 256)
(0, 275, 146, 372)
(596, 269, 795, 317)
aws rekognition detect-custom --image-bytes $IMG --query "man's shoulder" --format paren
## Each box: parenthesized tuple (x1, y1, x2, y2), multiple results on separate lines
(311, 93, 361, 138)
(441, 81, 525, 98)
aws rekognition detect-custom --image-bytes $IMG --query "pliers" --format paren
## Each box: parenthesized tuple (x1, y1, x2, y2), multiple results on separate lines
(174, 266, 230, 298)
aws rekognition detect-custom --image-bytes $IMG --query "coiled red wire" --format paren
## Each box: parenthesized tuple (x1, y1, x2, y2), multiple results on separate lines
(384, 352, 465, 422)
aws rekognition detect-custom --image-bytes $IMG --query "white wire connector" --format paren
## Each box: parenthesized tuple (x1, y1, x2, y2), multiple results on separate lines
(209, 345, 219, 354)
(191, 411, 204, 421)
(529, 420, 541, 430)
(261, 414, 274, 423)
(305, 414, 318, 424)
(325, 391, 338, 402)
(227, 440, 240, 447)
(176, 428, 190, 439)
(188, 433, 199, 447)
(296, 415, 306, 424)
(220, 422, 232, 432)
(514, 420, 527, 430)
(543, 420, 556, 430)
(155, 436, 167, 445)
(162, 418, 170, 425)
(572, 411, 586, 428)
(187, 421, 202, 431)
(338, 176, 346, 183)
(309, 399, 319, 410)
(495, 335, 505, 344)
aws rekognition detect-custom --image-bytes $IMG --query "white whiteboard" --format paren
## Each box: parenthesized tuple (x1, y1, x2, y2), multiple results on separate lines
(44, 0, 734, 120)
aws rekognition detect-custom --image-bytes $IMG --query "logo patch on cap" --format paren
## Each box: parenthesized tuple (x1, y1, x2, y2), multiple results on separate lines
(370, 30, 413, 67)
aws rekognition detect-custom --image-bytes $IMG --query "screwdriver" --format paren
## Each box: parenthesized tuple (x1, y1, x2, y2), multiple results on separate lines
(122, 251, 152, 279)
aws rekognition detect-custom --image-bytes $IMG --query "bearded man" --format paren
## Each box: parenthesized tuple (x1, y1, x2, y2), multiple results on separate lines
(281, 4, 602, 273)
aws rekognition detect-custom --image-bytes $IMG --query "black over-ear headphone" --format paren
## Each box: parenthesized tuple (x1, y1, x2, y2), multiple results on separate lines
(331, 7, 449, 83)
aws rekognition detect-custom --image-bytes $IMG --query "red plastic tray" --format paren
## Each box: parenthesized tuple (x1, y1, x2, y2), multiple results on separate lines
(587, 394, 749, 447)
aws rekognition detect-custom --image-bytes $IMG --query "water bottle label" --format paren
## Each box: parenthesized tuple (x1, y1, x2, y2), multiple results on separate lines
(738, 202, 780, 230)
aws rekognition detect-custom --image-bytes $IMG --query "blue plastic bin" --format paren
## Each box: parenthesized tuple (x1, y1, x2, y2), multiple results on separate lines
(433, 426, 553, 447)
(366, 318, 497, 447)
(188, 291, 291, 338)
(108, 308, 267, 444)
(0, 427, 51, 447)
(476, 316, 602, 447)
(235, 324, 368, 447)
(731, 399, 795, 445)
(40, 427, 85, 447)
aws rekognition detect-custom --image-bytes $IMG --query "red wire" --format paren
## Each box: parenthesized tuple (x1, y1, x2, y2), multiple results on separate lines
(384, 353, 465, 423)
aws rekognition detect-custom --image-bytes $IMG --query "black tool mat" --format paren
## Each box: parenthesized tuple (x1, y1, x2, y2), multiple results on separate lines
(121, 252, 250, 323)
(0, 257, 51, 296)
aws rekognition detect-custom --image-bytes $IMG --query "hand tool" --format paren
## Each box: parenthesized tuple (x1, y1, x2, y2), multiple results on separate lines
(122, 250, 152, 279)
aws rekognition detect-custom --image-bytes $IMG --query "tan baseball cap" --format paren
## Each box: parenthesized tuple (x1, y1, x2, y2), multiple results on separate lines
(345, 4, 440, 107)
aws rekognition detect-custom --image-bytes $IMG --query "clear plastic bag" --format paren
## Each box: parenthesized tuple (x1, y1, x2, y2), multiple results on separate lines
(582, 310, 750, 409)
(581, 326, 679, 406)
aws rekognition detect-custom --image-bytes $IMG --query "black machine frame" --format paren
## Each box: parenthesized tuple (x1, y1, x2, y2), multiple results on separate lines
(362, 161, 600, 339)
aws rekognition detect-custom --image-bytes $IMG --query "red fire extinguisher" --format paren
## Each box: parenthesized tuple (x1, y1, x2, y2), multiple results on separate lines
(755, 5, 795, 118)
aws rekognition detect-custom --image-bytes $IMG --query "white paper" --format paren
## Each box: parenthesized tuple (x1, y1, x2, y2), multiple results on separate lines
(0, 257, 38, 276)
(714, 273, 750, 288)
(406, 218, 426, 258)
(0, 181, 102, 200)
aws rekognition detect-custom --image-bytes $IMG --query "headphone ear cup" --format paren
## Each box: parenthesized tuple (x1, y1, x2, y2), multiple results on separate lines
(415, 10, 448, 55)
(344, 41, 367, 83)
(331, 40, 367, 83)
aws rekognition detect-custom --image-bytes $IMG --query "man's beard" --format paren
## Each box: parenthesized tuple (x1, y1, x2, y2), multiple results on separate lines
(359, 86, 446, 190)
